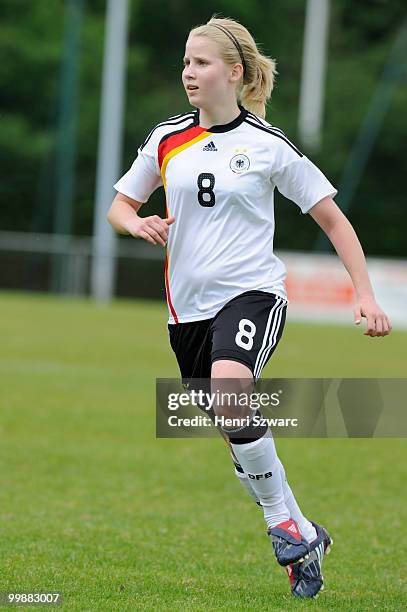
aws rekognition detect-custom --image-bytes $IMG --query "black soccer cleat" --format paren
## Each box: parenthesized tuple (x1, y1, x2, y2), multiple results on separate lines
(289, 522, 333, 599)
(268, 519, 311, 566)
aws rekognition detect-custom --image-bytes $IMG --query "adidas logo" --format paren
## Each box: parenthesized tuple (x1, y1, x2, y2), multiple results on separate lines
(287, 524, 298, 534)
(203, 141, 217, 151)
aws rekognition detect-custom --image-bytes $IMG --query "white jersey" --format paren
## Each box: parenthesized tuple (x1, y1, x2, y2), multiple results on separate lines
(114, 106, 337, 324)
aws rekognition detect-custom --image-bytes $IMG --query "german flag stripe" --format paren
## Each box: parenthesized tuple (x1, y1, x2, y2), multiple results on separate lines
(163, 195, 178, 324)
(159, 125, 212, 323)
(158, 125, 211, 174)
(164, 251, 177, 323)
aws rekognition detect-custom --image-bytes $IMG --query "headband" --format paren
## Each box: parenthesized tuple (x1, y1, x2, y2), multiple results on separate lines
(207, 23, 247, 77)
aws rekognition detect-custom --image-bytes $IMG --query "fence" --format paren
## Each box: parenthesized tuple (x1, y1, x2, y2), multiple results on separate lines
(1, 231, 406, 328)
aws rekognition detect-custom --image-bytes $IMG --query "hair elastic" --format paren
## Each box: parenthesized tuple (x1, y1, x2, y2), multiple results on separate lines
(207, 23, 247, 77)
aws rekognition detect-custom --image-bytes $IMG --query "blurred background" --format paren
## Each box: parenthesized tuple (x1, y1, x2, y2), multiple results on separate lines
(1, 4, 407, 607)
(0, 0, 406, 323)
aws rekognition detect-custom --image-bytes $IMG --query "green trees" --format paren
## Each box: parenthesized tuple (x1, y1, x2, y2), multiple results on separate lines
(1, 0, 406, 255)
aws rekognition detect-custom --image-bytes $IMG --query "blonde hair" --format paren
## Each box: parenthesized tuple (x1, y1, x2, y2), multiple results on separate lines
(189, 16, 277, 119)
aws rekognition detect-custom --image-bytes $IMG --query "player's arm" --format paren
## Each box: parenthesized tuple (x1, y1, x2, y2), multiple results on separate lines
(308, 196, 392, 337)
(107, 192, 174, 246)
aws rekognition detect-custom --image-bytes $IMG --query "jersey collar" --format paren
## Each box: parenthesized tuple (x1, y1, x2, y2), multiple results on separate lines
(193, 105, 248, 133)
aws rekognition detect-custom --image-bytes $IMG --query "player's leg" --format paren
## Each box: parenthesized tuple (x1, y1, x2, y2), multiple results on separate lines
(225, 436, 261, 505)
(277, 459, 317, 543)
(211, 358, 291, 529)
(211, 292, 317, 536)
(224, 418, 333, 599)
(232, 449, 317, 544)
(226, 428, 332, 598)
(211, 358, 310, 567)
(210, 291, 328, 573)
(168, 304, 331, 597)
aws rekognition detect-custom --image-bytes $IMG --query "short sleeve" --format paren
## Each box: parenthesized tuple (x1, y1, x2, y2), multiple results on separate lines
(271, 140, 337, 214)
(114, 131, 163, 203)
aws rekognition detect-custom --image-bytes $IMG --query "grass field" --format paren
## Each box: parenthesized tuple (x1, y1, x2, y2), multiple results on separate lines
(1, 291, 406, 611)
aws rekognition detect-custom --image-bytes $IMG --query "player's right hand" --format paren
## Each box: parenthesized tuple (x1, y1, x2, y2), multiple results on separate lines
(126, 215, 175, 246)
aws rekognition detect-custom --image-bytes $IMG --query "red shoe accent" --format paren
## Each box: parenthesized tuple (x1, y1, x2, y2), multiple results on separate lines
(286, 563, 295, 587)
(276, 519, 302, 542)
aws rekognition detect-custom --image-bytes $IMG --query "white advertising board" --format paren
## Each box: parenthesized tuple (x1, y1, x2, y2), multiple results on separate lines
(279, 251, 407, 329)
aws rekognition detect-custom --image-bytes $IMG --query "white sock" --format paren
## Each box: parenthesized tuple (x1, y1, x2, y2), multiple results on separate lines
(231, 433, 289, 529)
(233, 455, 317, 543)
(234, 468, 260, 503)
(278, 459, 317, 543)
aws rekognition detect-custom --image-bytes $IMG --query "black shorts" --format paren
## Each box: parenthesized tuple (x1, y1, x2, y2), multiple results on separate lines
(168, 291, 287, 383)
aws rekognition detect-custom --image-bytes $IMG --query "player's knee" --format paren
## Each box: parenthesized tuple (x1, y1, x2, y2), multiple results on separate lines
(211, 359, 253, 420)
(213, 403, 252, 422)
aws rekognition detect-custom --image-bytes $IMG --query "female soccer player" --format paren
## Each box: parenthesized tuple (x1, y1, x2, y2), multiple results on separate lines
(108, 16, 392, 598)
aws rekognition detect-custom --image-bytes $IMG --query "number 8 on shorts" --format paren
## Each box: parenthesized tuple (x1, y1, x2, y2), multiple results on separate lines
(235, 318, 257, 350)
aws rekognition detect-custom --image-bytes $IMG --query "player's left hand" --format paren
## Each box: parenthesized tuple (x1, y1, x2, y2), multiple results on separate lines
(354, 296, 392, 337)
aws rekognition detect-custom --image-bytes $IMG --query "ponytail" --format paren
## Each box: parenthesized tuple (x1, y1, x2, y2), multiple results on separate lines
(190, 16, 277, 119)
